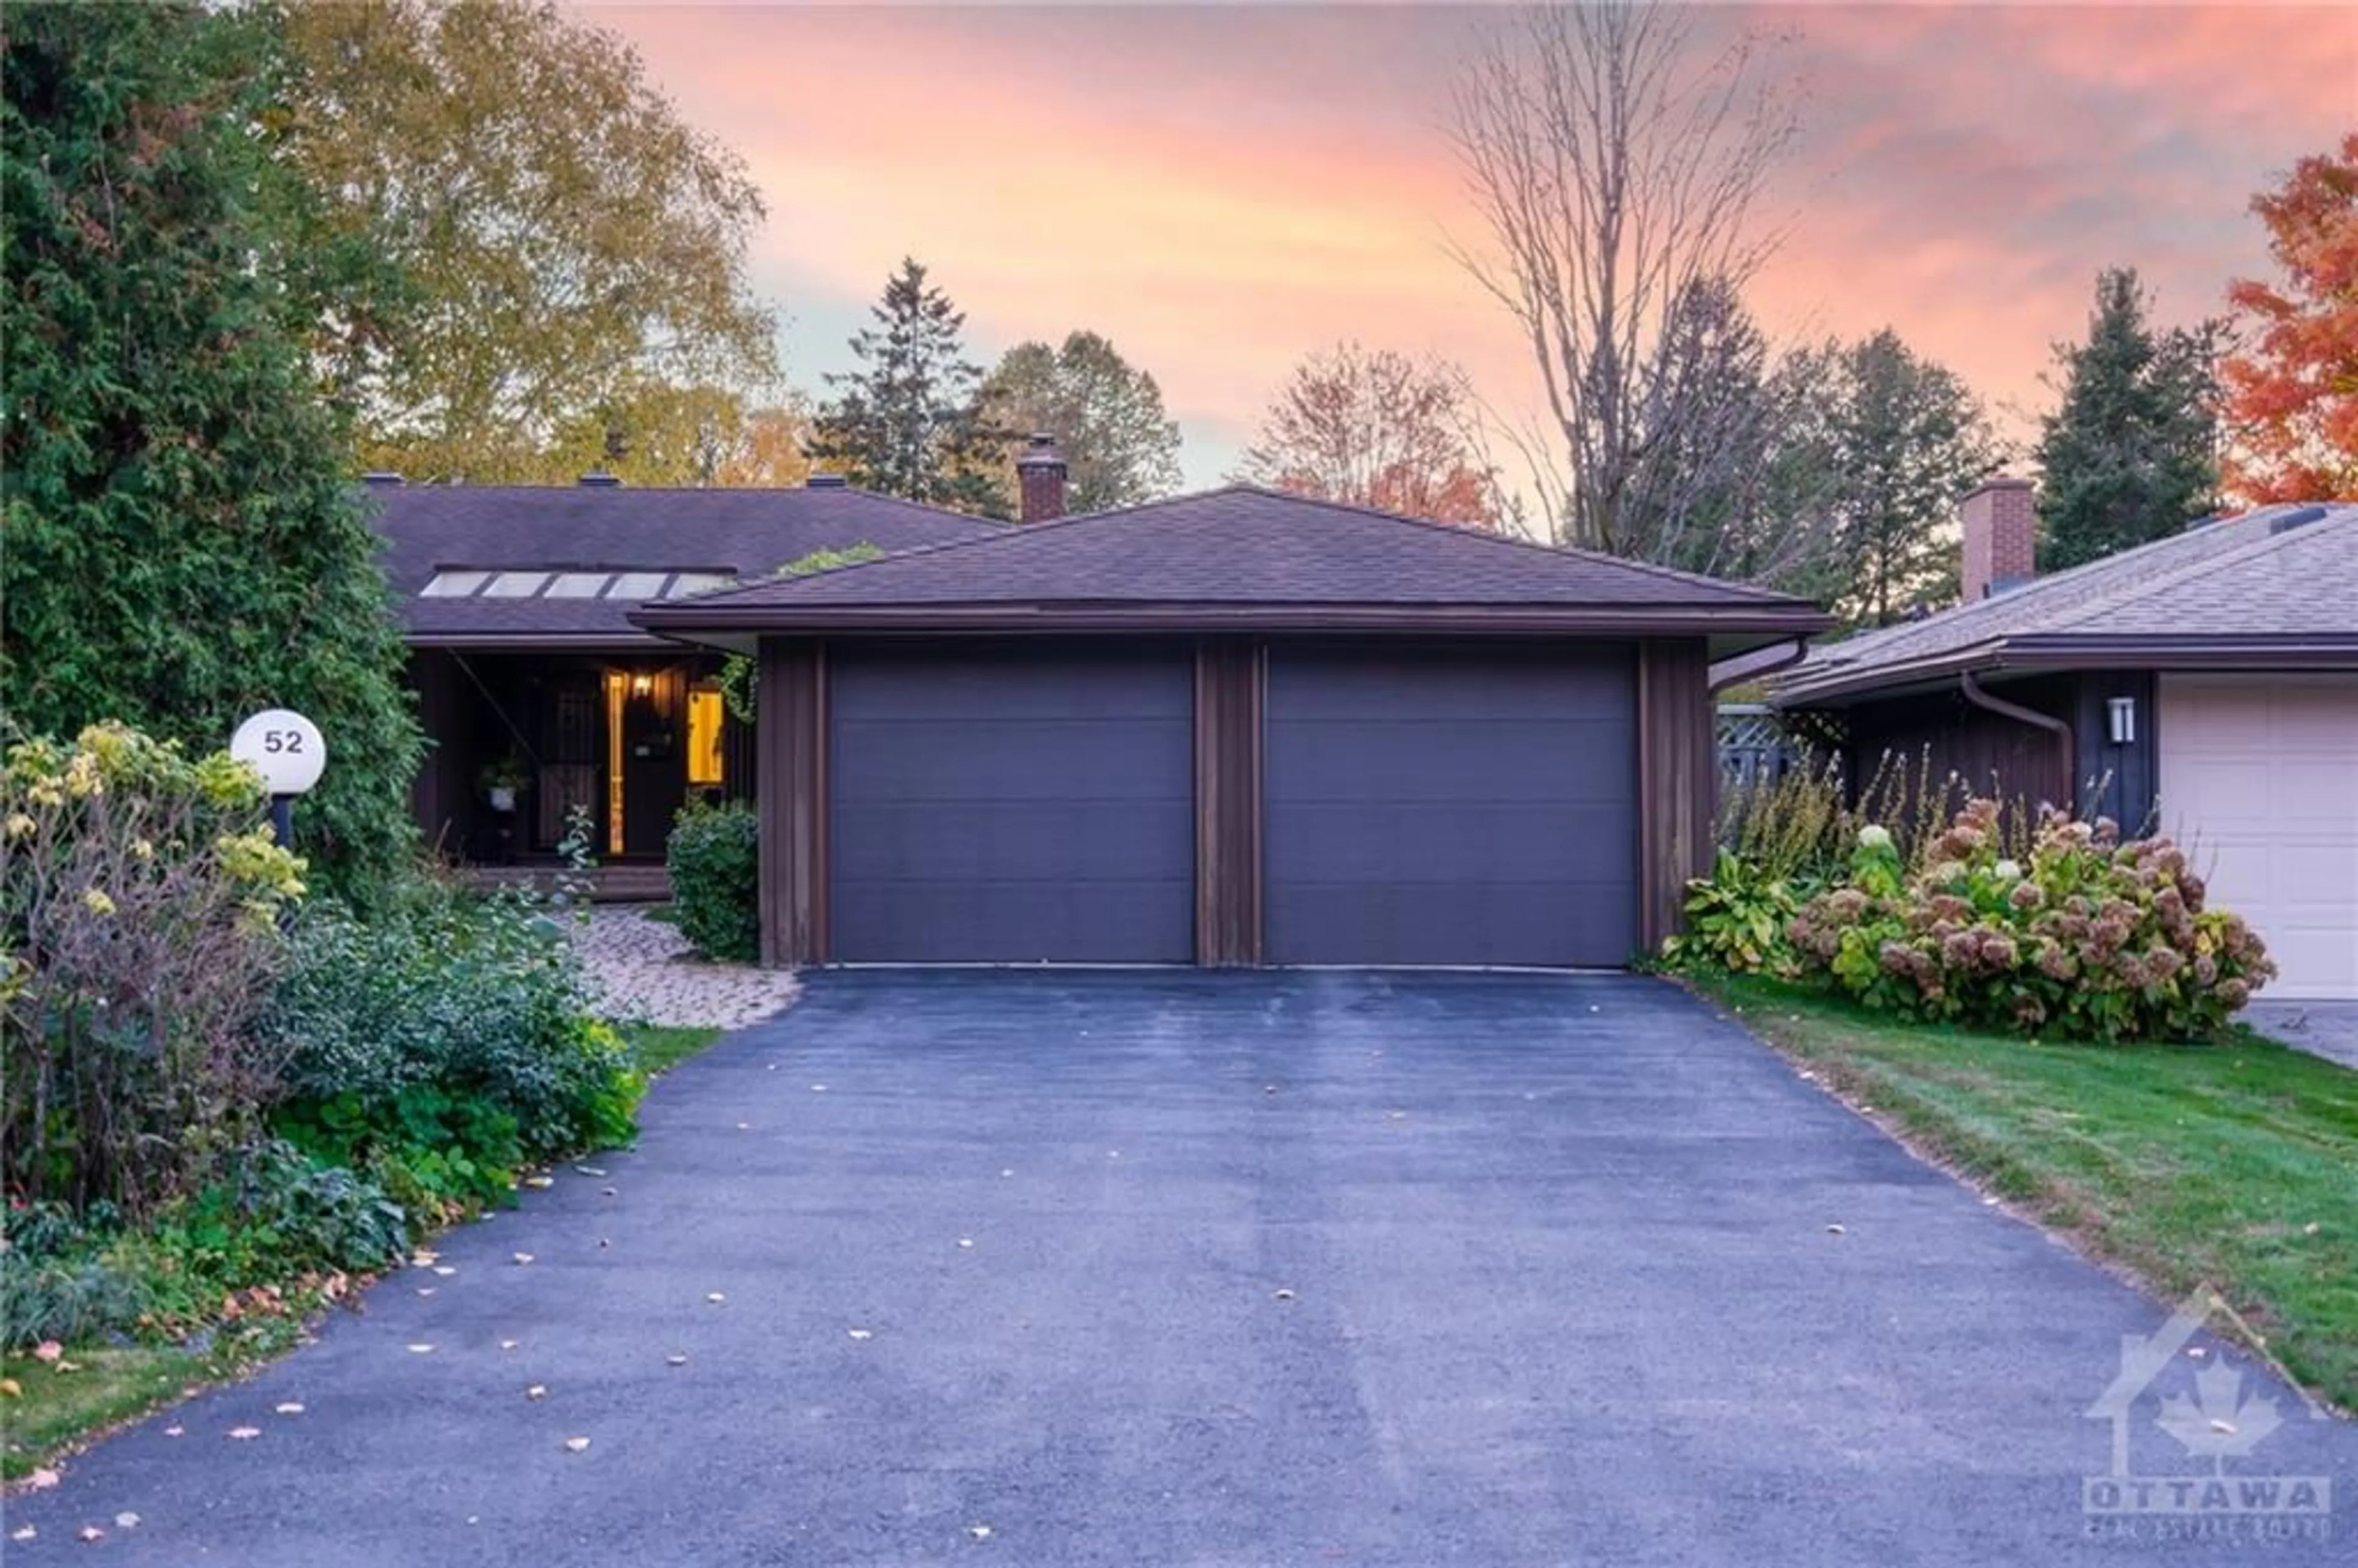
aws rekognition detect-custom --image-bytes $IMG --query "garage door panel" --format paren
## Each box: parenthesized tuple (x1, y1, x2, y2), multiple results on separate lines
(830, 718, 1191, 801)
(1272, 885, 1611, 969)
(1265, 645, 1637, 967)
(1270, 719, 1633, 802)
(2160, 674, 2358, 999)
(832, 800, 1193, 883)
(828, 646, 1193, 963)
(1267, 802, 1631, 883)
(829, 880, 1191, 967)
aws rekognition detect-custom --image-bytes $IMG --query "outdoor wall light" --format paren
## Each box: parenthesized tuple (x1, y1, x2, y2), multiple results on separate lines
(630, 673, 653, 698)
(2106, 695, 2136, 746)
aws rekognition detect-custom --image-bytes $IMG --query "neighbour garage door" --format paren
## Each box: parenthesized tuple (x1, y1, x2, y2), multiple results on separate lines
(2158, 675, 2358, 999)
(827, 644, 1194, 963)
(1264, 644, 1638, 967)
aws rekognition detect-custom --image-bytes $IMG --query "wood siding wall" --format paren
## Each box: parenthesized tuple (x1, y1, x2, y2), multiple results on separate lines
(1837, 674, 2077, 824)
(2071, 671, 2159, 831)
(1194, 638, 1265, 965)
(408, 651, 462, 856)
(1635, 639, 1715, 953)
(756, 639, 828, 968)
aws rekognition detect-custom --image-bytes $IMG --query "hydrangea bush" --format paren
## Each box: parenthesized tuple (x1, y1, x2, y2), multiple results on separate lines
(1, 723, 305, 1211)
(1784, 800, 2275, 1042)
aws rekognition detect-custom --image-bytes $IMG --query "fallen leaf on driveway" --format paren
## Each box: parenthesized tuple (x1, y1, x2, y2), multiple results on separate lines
(968, 1524, 993, 1540)
(666, 1353, 688, 1367)
(706, 1292, 726, 1304)
(411, 1250, 439, 1267)
(1272, 1289, 1296, 1302)
(417, 1287, 436, 1297)
(499, 1340, 519, 1351)
(810, 1084, 827, 1093)
(432, 1266, 456, 1277)
(512, 1252, 535, 1266)
(26, 1467, 60, 1489)
(405, 1344, 435, 1354)
(114, 1512, 141, 1529)
(736, 1122, 750, 1131)
(1825, 1224, 1846, 1235)
(79, 1524, 106, 1543)
(526, 1385, 548, 1400)
(957, 1238, 975, 1249)
(601, 1187, 618, 1197)
(228, 1427, 260, 1440)
(9, 1524, 33, 1540)
(163, 1427, 184, 1438)
(32, 1340, 62, 1363)
(574, 1165, 606, 1177)
(563, 1437, 591, 1453)
(274, 1402, 304, 1415)
(847, 1328, 873, 1341)
(523, 1174, 554, 1189)
(999, 1169, 1013, 1178)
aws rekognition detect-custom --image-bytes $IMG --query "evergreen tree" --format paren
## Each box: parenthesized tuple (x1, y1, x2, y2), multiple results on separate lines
(1813, 331, 2004, 626)
(807, 259, 1005, 516)
(2035, 268, 2220, 570)
(2, 1, 422, 895)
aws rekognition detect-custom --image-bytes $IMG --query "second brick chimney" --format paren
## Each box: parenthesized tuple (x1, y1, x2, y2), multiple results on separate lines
(1015, 432, 1068, 524)
(1961, 476, 2036, 602)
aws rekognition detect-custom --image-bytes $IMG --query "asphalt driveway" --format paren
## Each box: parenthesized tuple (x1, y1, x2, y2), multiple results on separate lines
(9, 971, 2351, 1565)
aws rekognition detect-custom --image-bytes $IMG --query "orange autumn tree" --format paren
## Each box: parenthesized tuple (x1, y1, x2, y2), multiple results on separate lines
(2220, 133, 2358, 502)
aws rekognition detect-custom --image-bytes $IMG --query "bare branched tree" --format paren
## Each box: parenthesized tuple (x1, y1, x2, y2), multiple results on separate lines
(1233, 343, 1510, 530)
(1451, 2, 1812, 569)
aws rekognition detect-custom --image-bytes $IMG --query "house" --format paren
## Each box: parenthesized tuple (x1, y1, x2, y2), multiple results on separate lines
(629, 484, 1830, 968)
(1772, 479, 2358, 1000)
(370, 472, 1001, 875)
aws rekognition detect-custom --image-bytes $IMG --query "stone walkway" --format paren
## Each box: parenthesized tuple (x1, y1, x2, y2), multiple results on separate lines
(567, 907, 799, 1030)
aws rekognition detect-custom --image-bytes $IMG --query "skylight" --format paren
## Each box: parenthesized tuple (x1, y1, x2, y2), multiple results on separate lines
(418, 569, 736, 601)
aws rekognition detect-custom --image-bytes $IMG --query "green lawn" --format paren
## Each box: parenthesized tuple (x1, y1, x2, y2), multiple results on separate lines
(2, 1346, 206, 1481)
(621, 1023, 724, 1076)
(1687, 972, 2358, 1414)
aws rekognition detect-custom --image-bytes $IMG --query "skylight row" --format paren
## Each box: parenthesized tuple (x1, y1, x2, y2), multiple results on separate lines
(419, 570, 734, 601)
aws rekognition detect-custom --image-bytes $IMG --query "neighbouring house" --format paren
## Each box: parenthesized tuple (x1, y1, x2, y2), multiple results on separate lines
(629, 486, 1830, 968)
(370, 472, 1002, 880)
(1772, 479, 2358, 1000)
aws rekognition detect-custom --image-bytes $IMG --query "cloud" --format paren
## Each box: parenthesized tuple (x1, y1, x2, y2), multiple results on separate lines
(588, 2, 2358, 482)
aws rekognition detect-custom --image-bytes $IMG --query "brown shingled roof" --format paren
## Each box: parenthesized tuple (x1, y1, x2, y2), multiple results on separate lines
(631, 486, 1828, 643)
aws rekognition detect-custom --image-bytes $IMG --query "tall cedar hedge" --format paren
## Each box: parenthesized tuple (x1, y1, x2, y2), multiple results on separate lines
(2, 2, 421, 895)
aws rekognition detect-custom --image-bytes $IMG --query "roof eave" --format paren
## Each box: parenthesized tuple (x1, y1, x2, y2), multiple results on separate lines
(627, 601, 1835, 640)
(1773, 632, 2358, 707)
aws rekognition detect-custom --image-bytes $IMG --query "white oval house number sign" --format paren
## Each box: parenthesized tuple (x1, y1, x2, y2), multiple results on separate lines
(231, 708, 327, 796)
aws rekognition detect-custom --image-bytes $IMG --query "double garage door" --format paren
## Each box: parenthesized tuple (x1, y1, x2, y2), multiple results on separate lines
(827, 643, 1637, 966)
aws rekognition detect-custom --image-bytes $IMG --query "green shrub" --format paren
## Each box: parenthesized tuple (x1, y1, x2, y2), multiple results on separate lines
(1664, 850, 1800, 976)
(1784, 801, 2277, 1042)
(2, 723, 307, 1214)
(0, 1143, 405, 1350)
(264, 876, 642, 1225)
(666, 798, 759, 963)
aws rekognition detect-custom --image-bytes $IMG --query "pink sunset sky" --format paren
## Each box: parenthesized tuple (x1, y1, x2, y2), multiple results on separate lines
(585, 2, 2357, 493)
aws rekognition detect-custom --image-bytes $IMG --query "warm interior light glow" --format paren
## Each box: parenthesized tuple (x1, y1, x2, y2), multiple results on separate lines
(630, 672, 654, 698)
(687, 686, 726, 786)
(603, 672, 627, 856)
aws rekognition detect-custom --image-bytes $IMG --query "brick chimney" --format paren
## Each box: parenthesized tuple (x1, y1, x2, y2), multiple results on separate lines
(1961, 476, 2036, 601)
(1015, 432, 1067, 523)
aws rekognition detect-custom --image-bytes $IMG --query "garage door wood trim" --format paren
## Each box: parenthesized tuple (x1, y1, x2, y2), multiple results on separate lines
(756, 637, 828, 966)
(1636, 638, 1714, 955)
(1195, 638, 1265, 965)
